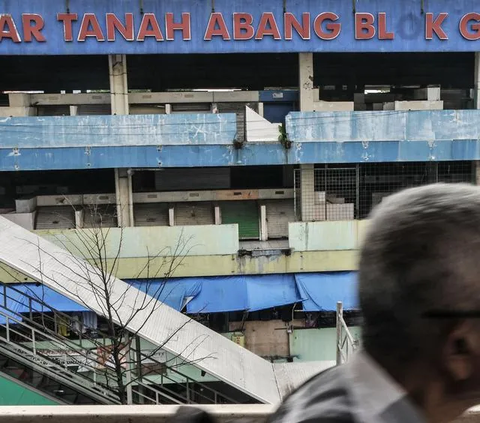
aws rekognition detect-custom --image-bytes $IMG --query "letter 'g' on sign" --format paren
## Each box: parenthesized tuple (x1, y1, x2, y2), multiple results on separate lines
(314, 12, 341, 40)
(460, 13, 480, 40)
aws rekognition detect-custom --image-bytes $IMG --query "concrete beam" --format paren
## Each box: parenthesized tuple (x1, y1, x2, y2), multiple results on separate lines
(0, 250, 359, 281)
(0, 405, 274, 423)
(313, 101, 354, 112)
(130, 91, 259, 104)
(30, 93, 110, 106)
(0, 404, 476, 423)
(0, 107, 36, 117)
(383, 101, 443, 111)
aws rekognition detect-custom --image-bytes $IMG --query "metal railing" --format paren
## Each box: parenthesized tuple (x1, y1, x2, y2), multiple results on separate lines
(335, 302, 359, 366)
(0, 283, 238, 405)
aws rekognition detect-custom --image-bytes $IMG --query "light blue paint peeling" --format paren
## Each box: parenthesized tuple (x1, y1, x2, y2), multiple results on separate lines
(0, 114, 237, 148)
(286, 110, 480, 143)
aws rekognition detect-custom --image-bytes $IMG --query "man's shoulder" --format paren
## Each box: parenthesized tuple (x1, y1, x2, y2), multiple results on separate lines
(268, 365, 354, 423)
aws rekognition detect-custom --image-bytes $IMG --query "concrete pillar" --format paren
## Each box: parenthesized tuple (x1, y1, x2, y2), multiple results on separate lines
(5, 94, 35, 116)
(75, 209, 85, 229)
(114, 169, 134, 227)
(475, 53, 480, 185)
(299, 53, 315, 112)
(214, 206, 222, 225)
(475, 53, 480, 110)
(109, 55, 133, 227)
(259, 204, 268, 241)
(299, 53, 316, 221)
(108, 54, 129, 115)
(300, 164, 315, 222)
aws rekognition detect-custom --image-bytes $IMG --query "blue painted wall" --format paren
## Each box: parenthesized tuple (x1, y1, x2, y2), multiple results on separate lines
(1, 0, 480, 54)
(0, 114, 236, 147)
(0, 111, 480, 170)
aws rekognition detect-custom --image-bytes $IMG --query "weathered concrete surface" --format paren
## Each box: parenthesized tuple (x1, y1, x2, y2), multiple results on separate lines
(0, 404, 477, 423)
(0, 114, 237, 147)
(287, 110, 480, 143)
(0, 250, 359, 282)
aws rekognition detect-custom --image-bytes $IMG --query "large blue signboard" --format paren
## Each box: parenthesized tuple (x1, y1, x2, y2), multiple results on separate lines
(1, 0, 480, 55)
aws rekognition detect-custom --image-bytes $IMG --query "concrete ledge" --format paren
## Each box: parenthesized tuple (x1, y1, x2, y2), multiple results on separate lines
(0, 404, 476, 423)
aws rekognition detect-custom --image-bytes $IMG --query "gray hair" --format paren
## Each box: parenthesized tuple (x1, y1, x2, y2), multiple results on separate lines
(359, 183, 480, 363)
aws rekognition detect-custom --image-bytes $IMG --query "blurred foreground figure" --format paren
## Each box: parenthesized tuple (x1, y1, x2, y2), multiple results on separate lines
(269, 184, 480, 423)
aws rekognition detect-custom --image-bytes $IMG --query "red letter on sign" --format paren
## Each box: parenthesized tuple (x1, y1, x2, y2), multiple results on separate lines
(255, 12, 281, 40)
(425, 13, 448, 40)
(57, 13, 78, 42)
(106, 13, 134, 41)
(22, 14, 45, 42)
(0, 15, 21, 42)
(378, 12, 394, 40)
(137, 13, 164, 41)
(234, 13, 254, 40)
(78, 13, 105, 41)
(166, 13, 191, 40)
(355, 13, 375, 39)
(460, 13, 480, 41)
(284, 12, 310, 40)
(204, 13, 231, 40)
(314, 12, 341, 40)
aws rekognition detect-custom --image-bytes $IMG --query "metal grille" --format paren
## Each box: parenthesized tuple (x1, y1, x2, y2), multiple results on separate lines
(295, 161, 474, 221)
(294, 166, 357, 222)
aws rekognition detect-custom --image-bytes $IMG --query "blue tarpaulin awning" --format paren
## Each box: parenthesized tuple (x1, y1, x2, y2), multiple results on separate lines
(129, 272, 358, 313)
(0, 272, 358, 317)
(294, 272, 358, 312)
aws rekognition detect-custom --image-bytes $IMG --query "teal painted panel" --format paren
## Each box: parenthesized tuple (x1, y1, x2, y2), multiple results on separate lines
(0, 375, 58, 405)
(290, 327, 362, 362)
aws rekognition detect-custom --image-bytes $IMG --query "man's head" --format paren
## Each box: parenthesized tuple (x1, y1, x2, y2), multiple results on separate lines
(359, 183, 480, 405)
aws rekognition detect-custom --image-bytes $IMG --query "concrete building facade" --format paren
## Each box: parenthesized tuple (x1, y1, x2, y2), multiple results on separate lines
(0, 0, 479, 404)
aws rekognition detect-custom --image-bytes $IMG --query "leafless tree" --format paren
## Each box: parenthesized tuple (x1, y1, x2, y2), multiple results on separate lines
(0, 203, 215, 404)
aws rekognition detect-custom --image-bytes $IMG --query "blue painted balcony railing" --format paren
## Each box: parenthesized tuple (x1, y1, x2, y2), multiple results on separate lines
(285, 110, 480, 163)
(1, 110, 480, 171)
(0, 114, 237, 147)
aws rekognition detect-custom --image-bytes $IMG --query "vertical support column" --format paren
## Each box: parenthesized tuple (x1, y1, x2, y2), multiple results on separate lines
(75, 209, 85, 229)
(336, 301, 343, 366)
(168, 206, 175, 226)
(299, 53, 315, 111)
(115, 169, 134, 227)
(474, 53, 480, 185)
(8, 94, 35, 116)
(299, 53, 316, 221)
(109, 54, 129, 115)
(475, 53, 480, 110)
(109, 54, 133, 227)
(259, 204, 268, 241)
(300, 164, 315, 221)
(214, 205, 222, 225)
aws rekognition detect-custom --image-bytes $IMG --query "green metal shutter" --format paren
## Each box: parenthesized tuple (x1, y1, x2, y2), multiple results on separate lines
(221, 201, 259, 240)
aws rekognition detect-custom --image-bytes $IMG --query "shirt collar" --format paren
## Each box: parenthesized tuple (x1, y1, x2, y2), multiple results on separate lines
(344, 351, 425, 423)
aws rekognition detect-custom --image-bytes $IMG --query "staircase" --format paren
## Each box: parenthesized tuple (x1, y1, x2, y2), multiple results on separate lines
(0, 283, 239, 405)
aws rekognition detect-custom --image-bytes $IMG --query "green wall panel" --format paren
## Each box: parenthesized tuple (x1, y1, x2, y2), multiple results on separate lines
(0, 375, 58, 405)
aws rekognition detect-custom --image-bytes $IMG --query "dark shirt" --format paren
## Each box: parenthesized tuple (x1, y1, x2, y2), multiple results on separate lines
(269, 352, 426, 423)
